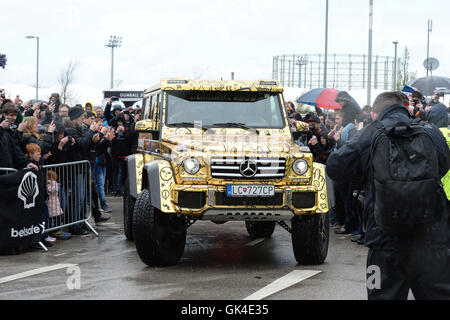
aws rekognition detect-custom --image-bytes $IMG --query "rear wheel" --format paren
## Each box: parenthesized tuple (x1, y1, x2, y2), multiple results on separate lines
(123, 180, 136, 241)
(291, 212, 329, 265)
(245, 221, 276, 238)
(133, 189, 186, 267)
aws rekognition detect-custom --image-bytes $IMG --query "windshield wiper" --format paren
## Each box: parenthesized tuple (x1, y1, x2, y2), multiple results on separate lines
(212, 122, 260, 134)
(168, 122, 208, 131)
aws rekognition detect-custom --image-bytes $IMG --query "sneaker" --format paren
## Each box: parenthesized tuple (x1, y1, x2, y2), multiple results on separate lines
(50, 231, 72, 240)
(45, 236, 57, 243)
(70, 229, 88, 236)
(101, 204, 112, 213)
(95, 214, 111, 224)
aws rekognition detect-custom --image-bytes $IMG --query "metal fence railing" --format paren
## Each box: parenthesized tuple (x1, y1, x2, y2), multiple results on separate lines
(41, 160, 98, 237)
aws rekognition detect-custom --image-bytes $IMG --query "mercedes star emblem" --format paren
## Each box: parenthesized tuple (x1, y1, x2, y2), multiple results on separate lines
(239, 160, 257, 178)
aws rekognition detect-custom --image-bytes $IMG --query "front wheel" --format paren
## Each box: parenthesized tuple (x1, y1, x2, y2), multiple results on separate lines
(132, 189, 187, 267)
(245, 221, 276, 238)
(291, 212, 329, 265)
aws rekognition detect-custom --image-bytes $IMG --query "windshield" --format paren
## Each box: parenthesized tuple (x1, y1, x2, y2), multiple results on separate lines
(165, 91, 285, 129)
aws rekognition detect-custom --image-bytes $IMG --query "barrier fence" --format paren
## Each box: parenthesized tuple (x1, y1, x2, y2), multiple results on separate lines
(0, 160, 98, 252)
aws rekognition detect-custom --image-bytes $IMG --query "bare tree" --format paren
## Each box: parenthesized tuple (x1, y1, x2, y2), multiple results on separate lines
(398, 47, 417, 90)
(58, 60, 79, 104)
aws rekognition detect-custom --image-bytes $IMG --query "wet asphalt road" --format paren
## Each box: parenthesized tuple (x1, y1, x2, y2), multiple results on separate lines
(0, 196, 371, 300)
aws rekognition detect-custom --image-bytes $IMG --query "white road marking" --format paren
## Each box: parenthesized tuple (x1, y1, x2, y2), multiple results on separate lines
(53, 253, 67, 257)
(0, 264, 77, 285)
(245, 238, 266, 247)
(244, 270, 322, 300)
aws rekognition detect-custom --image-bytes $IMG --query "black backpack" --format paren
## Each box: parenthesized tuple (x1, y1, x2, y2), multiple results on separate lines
(370, 121, 444, 236)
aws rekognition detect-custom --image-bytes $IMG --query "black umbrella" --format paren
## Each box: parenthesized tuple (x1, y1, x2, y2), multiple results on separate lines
(407, 76, 450, 96)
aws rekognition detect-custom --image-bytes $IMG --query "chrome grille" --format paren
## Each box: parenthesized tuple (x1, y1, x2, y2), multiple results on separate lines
(210, 157, 286, 179)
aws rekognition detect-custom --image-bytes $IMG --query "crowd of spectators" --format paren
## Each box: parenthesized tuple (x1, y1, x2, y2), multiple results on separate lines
(0, 91, 139, 249)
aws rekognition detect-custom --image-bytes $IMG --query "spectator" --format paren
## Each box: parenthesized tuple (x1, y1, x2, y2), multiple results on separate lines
(48, 93, 61, 113)
(82, 111, 110, 223)
(285, 101, 295, 116)
(426, 102, 448, 128)
(326, 91, 450, 299)
(19, 116, 51, 155)
(104, 97, 122, 123)
(94, 120, 115, 213)
(25, 143, 42, 166)
(428, 90, 441, 106)
(64, 106, 96, 235)
(85, 102, 94, 112)
(94, 106, 108, 126)
(56, 104, 70, 120)
(109, 109, 135, 196)
(0, 103, 37, 171)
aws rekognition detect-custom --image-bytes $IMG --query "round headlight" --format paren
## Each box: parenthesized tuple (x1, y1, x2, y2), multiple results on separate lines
(293, 159, 308, 175)
(183, 158, 200, 174)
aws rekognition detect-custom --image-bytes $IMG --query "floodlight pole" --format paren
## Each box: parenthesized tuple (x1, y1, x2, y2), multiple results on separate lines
(367, 0, 373, 105)
(324, 0, 329, 88)
(426, 19, 432, 77)
(393, 41, 398, 91)
(106, 36, 122, 89)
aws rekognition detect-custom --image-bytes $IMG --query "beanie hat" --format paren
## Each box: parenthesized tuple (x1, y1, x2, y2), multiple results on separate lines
(68, 106, 85, 120)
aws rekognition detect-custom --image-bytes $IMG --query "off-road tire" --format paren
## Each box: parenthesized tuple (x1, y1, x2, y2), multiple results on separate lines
(123, 179, 136, 241)
(291, 212, 329, 265)
(132, 189, 186, 267)
(245, 221, 276, 238)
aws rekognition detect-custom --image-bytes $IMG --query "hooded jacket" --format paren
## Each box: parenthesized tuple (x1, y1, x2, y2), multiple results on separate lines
(426, 103, 448, 128)
(326, 104, 449, 250)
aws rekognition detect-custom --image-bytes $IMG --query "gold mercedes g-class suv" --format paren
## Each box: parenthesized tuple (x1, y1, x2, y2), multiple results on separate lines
(124, 79, 329, 267)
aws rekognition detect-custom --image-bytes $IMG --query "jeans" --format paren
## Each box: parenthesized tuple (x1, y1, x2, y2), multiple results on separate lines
(68, 172, 86, 231)
(112, 157, 126, 193)
(94, 162, 107, 208)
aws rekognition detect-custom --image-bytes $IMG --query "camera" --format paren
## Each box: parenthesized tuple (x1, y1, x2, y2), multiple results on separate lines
(309, 124, 316, 132)
(0, 88, 5, 98)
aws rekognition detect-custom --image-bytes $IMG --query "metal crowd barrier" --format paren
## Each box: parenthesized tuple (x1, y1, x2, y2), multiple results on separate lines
(0, 167, 18, 175)
(1, 160, 99, 252)
(41, 160, 98, 238)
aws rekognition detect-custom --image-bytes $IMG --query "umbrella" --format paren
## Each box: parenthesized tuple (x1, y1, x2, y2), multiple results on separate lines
(407, 76, 450, 96)
(297, 88, 342, 110)
(297, 88, 361, 114)
(401, 84, 420, 95)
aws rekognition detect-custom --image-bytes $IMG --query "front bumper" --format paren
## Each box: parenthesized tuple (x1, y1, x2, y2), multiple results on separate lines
(170, 185, 322, 219)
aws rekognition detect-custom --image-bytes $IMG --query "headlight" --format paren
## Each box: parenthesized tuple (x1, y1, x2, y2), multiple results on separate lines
(292, 159, 308, 175)
(183, 158, 200, 174)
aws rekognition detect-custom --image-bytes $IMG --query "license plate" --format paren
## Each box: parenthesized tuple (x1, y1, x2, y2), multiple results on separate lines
(227, 185, 275, 197)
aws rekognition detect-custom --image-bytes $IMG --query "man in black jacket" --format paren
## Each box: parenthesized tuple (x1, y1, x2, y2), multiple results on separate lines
(82, 111, 110, 223)
(64, 106, 97, 235)
(0, 103, 37, 172)
(326, 91, 450, 300)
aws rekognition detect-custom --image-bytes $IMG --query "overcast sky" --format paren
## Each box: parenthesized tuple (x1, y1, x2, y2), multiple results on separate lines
(1, 0, 450, 91)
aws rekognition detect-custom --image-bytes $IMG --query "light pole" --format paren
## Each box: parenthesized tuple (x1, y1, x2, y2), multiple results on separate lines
(324, 0, 329, 88)
(426, 19, 432, 77)
(393, 41, 398, 91)
(296, 56, 309, 88)
(367, 0, 373, 106)
(25, 35, 39, 100)
(105, 35, 122, 89)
